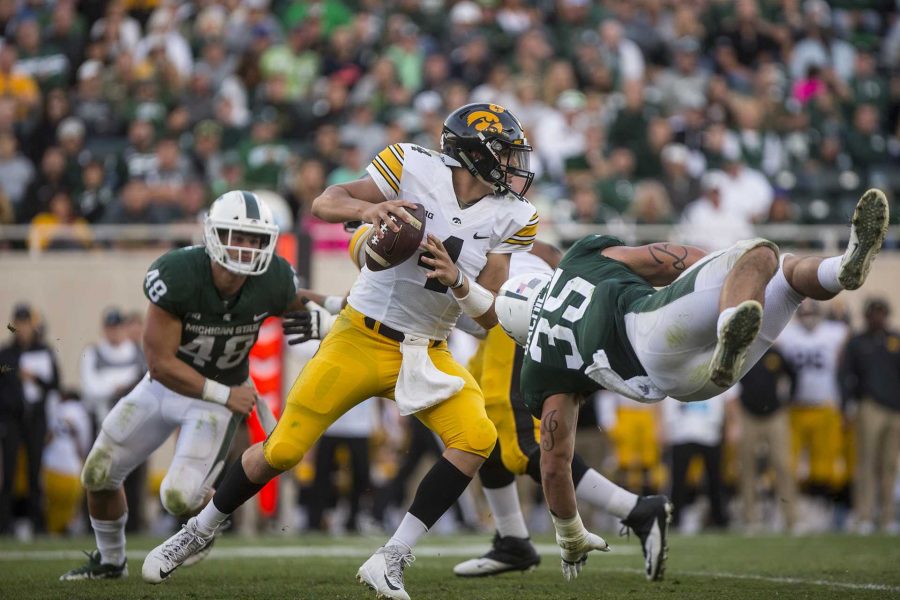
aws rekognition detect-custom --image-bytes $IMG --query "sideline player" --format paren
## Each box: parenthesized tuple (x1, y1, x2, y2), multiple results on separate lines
(143, 103, 539, 600)
(61, 191, 305, 580)
(496, 189, 888, 579)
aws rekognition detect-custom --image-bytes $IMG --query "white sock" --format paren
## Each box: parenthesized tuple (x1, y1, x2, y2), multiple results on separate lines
(716, 306, 738, 337)
(816, 256, 843, 293)
(194, 500, 230, 537)
(387, 513, 428, 552)
(575, 469, 639, 519)
(483, 483, 529, 539)
(91, 512, 127, 566)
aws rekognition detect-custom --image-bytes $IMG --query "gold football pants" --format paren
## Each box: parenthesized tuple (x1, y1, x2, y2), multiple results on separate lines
(264, 306, 497, 471)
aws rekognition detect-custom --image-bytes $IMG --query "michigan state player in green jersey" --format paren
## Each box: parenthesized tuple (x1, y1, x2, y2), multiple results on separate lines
(495, 189, 888, 581)
(61, 190, 313, 581)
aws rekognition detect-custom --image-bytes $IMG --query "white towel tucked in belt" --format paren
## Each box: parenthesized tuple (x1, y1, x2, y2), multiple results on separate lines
(395, 336, 465, 416)
(585, 350, 666, 404)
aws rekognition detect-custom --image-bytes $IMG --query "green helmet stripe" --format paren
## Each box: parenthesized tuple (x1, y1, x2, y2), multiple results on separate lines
(241, 191, 260, 220)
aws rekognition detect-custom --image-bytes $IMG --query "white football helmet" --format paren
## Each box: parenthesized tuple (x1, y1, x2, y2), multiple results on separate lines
(204, 190, 280, 276)
(495, 272, 551, 346)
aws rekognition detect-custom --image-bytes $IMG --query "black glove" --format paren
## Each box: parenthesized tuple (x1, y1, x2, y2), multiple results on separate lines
(283, 301, 336, 345)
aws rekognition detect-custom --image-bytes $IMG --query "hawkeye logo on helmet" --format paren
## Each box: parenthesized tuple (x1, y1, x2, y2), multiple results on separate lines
(466, 110, 503, 134)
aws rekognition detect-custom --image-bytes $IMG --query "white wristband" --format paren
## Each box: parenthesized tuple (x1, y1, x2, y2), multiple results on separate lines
(550, 512, 586, 539)
(202, 379, 230, 405)
(456, 279, 494, 319)
(323, 295, 344, 315)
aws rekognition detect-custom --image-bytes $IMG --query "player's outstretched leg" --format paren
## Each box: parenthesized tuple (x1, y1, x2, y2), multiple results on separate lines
(620, 495, 673, 581)
(838, 188, 889, 290)
(709, 299, 763, 388)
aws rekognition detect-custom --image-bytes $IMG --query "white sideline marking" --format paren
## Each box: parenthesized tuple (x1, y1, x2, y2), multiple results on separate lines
(0, 543, 637, 561)
(3, 545, 896, 592)
(607, 567, 900, 593)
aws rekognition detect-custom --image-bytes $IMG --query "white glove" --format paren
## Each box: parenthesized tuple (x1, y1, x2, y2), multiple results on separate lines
(551, 512, 610, 581)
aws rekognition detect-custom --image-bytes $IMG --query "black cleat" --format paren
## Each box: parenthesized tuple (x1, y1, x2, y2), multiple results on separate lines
(60, 550, 128, 581)
(621, 495, 673, 581)
(453, 532, 541, 577)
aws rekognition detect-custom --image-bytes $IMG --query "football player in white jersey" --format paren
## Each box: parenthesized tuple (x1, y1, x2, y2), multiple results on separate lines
(144, 103, 539, 600)
(776, 300, 850, 509)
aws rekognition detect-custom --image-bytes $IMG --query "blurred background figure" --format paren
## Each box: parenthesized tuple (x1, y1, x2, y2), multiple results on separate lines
(662, 390, 736, 534)
(41, 389, 91, 535)
(307, 398, 377, 534)
(0, 304, 60, 539)
(777, 300, 849, 532)
(843, 299, 900, 534)
(735, 348, 797, 533)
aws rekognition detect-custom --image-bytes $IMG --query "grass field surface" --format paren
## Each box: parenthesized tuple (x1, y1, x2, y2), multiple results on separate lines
(2, 532, 898, 599)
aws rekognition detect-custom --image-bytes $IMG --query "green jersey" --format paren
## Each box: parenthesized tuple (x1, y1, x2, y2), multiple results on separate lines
(521, 235, 655, 415)
(143, 246, 297, 386)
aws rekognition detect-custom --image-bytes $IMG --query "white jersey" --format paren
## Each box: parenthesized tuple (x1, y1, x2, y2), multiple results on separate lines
(509, 249, 554, 278)
(349, 142, 538, 340)
(776, 319, 848, 407)
(43, 398, 92, 476)
(661, 390, 732, 446)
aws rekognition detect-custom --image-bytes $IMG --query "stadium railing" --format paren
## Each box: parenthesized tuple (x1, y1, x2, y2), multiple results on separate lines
(2, 223, 897, 256)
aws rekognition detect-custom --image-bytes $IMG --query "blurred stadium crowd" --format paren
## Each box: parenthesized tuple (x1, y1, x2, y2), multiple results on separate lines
(2, 294, 899, 540)
(0, 0, 897, 250)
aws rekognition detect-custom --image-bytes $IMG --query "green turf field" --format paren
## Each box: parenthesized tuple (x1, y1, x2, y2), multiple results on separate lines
(2, 532, 898, 599)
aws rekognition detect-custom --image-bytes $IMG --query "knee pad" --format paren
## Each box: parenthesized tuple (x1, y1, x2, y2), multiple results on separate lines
(461, 417, 497, 458)
(263, 437, 305, 472)
(81, 439, 118, 492)
(159, 461, 222, 517)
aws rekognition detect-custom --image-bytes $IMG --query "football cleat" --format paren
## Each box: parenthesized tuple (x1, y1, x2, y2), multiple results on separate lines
(142, 517, 213, 584)
(181, 515, 229, 569)
(621, 495, 673, 581)
(453, 533, 541, 577)
(709, 300, 762, 388)
(59, 550, 128, 581)
(357, 545, 415, 600)
(838, 188, 889, 291)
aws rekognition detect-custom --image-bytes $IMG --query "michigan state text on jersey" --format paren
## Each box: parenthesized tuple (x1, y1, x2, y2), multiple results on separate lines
(61, 191, 305, 582)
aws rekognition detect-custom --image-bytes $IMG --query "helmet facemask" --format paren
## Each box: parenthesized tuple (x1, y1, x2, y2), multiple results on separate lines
(204, 218, 278, 276)
(447, 133, 534, 200)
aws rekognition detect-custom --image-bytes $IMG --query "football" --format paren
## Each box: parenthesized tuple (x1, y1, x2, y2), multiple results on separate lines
(365, 203, 427, 271)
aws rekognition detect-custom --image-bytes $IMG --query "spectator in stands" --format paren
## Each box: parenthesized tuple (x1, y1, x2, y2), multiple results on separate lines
(144, 136, 195, 219)
(843, 298, 900, 534)
(19, 146, 67, 224)
(57, 117, 91, 193)
(113, 119, 157, 189)
(535, 89, 588, 181)
(72, 60, 120, 137)
(0, 304, 60, 537)
(42, 389, 92, 535)
(101, 179, 166, 226)
(736, 348, 798, 533)
(0, 131, 34, 209)
(655, 36, 709, 115)
(75, 159, 114, 223)
(598, 18, 645, 84)
(0, 43, 40, 120)
(14, 15, 70, 92)
(28, 190, 92, 251)
(679, 171, 753, 251)
(845, 104, 890, 177)
(239, 107, 291, 189)
(659, 143, 700, 215)
(628, 179, 673, 225)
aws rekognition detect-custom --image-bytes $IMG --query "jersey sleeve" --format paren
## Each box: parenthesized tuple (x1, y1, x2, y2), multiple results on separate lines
(492, 204, 539, 254)
(143, 251, 193, 317)
(365, 143, 405, 201)
(270, 256, 299, 315)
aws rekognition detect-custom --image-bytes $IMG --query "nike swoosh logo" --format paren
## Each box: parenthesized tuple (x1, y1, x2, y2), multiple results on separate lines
(383, 574, 400, 591)
(473, 233, 490, 240)
(159, 567, 176, 579)
(253, 312, 269, 321)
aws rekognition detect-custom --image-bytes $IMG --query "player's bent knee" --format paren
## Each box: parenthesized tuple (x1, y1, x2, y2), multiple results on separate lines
(263, 439, 305, 472)
(81, 442, 117, 491)
(454, 417, 497, 458)
(160, 471, 207, 516)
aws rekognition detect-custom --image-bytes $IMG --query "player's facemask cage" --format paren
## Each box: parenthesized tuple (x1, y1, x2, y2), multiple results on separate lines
(441, 103, 535, 200)
(203, 191, 280, 276)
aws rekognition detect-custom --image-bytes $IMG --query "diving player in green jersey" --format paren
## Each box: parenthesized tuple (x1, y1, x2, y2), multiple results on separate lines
(61, 191, 315, 581)
(495, 189, 889, 580)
